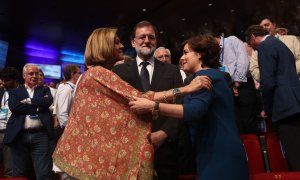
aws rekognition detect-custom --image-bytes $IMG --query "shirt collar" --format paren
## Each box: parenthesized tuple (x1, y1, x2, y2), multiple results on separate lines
(24, 84, 37, 90)
(274, 33, 280, 38)
(66, 81, 75, 88)
(136, 56, 155, 67)
(262, 35, 271, 42)
(219, 36, 224, 49)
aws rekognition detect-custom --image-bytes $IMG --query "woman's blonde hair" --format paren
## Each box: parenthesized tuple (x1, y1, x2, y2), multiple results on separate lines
(84, 28, 118, 66)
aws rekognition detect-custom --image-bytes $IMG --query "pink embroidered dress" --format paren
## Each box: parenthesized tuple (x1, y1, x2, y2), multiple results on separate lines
(53, 66, 154, 179)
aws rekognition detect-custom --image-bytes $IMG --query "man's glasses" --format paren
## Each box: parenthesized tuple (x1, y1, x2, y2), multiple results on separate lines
(157, 54, 170, 59)
(27, 72, 39, 76)
(134, 34, 156, 42)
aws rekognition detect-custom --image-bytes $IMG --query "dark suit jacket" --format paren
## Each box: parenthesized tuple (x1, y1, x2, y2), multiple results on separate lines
(258, 36, 300, 122)
(3, 85, 54, 144)
(0, 88, 4, 109)
(112, 59, 184, 164)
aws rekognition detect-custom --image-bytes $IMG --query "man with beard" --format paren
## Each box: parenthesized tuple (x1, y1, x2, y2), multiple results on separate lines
(112, 21, 193, 179)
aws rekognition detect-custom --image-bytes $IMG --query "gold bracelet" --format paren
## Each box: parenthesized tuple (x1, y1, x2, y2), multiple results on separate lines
(163, 91, 168, 103)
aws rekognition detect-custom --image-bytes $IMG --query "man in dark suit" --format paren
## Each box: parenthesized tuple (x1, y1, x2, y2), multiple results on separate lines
(4, 64, 54, 179)
(0, 67, 19, 177)
(113, 21, 192, 179)
(246, 25, 300, 171)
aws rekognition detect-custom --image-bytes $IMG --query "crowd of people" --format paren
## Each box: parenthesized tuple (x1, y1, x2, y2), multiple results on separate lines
(0, 16, 299, 180)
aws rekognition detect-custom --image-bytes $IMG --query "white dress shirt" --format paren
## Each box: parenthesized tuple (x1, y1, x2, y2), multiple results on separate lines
(136, 56, 155, 84)
(180, 70, 187, 82)
(49, 87, 57, 113)
(220, 36, 249, 82)
(23, 84, 43, 129)
(56, 81, 75, 127)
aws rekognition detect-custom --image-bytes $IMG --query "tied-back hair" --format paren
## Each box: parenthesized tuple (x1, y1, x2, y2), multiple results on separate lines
(84, 28, 118, 66)
(183, 35, 221, 69)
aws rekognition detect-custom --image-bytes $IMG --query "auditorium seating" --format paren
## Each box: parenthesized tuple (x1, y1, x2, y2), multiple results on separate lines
(265, 133, 289, 172)
(179, 125, 296, 179)
(240, 134, 265, 174)
(241, 117, 300, 180)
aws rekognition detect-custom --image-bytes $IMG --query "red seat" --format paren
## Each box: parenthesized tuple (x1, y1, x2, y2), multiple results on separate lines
(178, 174, 196, 180)
(240, 134, 265, 174)
(250, 172, 300, 180)
(265, 133, 289, 172)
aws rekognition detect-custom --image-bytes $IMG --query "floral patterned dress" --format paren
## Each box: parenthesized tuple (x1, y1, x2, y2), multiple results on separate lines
(53, 66, 154, 180)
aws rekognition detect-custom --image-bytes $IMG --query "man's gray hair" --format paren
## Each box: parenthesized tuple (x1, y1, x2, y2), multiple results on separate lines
(154, 47, 171, 57)
(23, 63, 38, 75)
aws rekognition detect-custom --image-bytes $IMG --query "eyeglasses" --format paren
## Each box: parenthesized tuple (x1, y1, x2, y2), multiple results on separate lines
(157, 54, 170, 59)
(134, 34, 156, 42)
(27, 72, 39, 76)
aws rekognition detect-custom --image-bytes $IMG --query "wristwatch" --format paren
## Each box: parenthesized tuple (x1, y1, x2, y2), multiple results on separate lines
(172, 88, 181, 103)
(152, 101, 160, 120)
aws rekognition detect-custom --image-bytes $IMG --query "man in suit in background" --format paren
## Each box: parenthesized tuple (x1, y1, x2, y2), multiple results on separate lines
(4, 64, 54, 179)
(250, 16, 300, 81)
(0, 67, 19, 177)
(113, 21, 193, 179)
(154, 47, 172, 64)
(246, 25, 300, 171)
(154, 47, 187, 82)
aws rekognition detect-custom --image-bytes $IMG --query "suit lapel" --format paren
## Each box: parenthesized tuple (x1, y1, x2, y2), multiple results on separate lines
(20, 86, 29, 98)
(22, 85, 42, 99)
(0, 88, 5, 101)
(33, 86, 41, 98)
(0, 88, 4, 108)
(150, 59, 165, 90)
(265, 36, 275, 43)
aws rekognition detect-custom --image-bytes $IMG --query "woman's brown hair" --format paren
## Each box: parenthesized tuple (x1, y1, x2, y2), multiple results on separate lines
(184, 35, 221, 68)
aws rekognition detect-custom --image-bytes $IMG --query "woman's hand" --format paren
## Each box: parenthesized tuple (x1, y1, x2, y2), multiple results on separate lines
(129, 97, 155, 114)
(185, 76, 212, 93)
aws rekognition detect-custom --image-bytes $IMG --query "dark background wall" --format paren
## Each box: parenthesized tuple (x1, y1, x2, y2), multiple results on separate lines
(0, 0, 299, 82)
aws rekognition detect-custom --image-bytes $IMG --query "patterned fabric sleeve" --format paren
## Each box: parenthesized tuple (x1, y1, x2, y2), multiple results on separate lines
(90, 66, 154, 102)
(53, 66, 154, 180)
